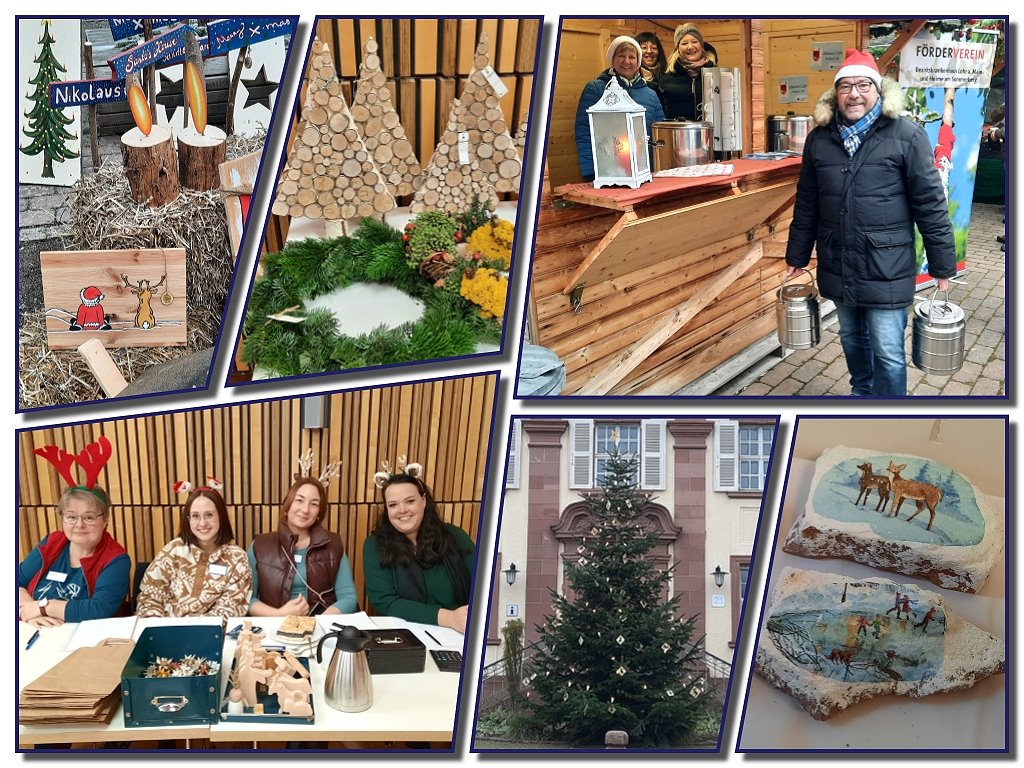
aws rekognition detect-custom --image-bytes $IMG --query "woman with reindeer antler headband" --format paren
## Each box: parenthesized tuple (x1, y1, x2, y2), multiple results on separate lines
(18, 437, 131, 627)
(247, 450, 358, 617)
(363, 457, 475, 633)
(136, 478, 252, 618)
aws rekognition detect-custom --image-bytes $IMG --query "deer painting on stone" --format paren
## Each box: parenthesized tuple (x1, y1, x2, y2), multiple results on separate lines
(887, 462, 943, 531)
(121, 273, 166, 329)
(855, 462, 890, 512)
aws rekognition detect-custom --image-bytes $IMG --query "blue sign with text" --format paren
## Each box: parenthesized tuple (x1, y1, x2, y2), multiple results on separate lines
(50, 79, 128, 108)
(108, 24, 193, 79)
(108, 18, 180, 41)
(208, 17, 294, 56)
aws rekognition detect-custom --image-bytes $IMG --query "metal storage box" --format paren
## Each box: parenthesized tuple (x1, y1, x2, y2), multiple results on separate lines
(121, 625, 224, 727)
(364, 628, 426, 674)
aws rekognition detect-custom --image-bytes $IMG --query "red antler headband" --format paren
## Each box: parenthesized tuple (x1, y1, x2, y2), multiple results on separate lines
(33, 436, 113, 503)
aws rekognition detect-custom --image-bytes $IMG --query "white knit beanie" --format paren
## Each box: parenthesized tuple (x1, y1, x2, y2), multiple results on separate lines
(606, 36, 642, 68)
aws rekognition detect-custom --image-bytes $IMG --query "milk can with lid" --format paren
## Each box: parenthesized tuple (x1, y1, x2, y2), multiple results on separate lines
(776, 269, 821, 349)
(912, 287, 966, 375)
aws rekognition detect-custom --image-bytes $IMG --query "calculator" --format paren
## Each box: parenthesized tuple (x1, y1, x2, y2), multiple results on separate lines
(430, 649, 464, 672)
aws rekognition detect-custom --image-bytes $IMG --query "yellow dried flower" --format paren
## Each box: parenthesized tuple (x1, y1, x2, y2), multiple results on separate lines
(466, 218, 515, 268)
(460, 268, 508, 320)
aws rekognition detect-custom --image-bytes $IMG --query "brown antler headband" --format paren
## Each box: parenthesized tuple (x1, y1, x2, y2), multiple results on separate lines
(295, 448, 341, 486)
(373, 454, 423, 489)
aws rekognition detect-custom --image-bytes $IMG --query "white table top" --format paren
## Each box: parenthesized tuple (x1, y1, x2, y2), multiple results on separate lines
(18, 614, 462, 746)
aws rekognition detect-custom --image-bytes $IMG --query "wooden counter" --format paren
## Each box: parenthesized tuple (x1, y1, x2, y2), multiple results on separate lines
(530, 157, 803, 395)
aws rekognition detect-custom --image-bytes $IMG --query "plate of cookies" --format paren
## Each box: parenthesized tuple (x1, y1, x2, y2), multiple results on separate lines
(272, 616, 323, 648)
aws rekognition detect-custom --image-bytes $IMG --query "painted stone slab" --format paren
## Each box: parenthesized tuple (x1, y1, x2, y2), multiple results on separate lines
(40, 248, 187, 350)
(782, 446, 1003, 592)
(755, 567, 1004, 721)
(18, 18, 82, 187)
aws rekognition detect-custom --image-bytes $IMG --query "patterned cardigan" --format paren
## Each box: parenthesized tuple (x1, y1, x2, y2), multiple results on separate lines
(136, 538, 252, 618)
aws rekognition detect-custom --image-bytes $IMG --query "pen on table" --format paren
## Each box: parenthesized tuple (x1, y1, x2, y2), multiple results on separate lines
(25, 630, 41, 650)
(424, 630, 441, 646)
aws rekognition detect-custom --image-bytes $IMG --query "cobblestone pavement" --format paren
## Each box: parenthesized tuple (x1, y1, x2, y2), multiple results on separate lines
(734, 202, 1006, 397)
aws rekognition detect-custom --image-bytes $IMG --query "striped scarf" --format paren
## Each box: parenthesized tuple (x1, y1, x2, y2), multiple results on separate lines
(838, 97, 882, 157)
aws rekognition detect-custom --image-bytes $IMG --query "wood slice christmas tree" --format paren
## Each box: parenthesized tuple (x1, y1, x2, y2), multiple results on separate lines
(458, 33, 522, 194)
(410, 98, 498, 215)
(514, 119, 529, 156)
(271, 38, 395, 235)
(350, 38, 422, 198)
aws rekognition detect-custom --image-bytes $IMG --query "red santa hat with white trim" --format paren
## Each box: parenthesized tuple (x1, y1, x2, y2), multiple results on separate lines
(80, 286, 104, 306)
(834, 49, 882, 89)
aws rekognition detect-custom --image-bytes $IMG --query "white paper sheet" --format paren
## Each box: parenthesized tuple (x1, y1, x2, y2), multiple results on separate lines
(66, 616, 137, 650)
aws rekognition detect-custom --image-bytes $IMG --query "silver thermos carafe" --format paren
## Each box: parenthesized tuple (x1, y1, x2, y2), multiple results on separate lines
(317, 625, 373, 713)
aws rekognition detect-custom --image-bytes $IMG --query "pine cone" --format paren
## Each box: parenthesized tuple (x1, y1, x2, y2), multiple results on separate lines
(418, 251, 457, 282)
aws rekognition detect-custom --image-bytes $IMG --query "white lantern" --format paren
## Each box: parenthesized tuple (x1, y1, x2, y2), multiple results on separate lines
(586, 78, 652, 189)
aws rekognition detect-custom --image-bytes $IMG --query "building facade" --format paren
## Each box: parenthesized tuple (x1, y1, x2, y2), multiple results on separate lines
(484, 417, 774, 670)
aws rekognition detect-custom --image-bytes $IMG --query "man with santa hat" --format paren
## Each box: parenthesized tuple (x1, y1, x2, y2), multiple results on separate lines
(70, 286, 112, 331)
(784, 49, 956, 396)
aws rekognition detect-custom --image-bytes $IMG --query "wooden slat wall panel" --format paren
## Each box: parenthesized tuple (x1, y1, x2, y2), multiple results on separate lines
(263, 17, 539, 255)
(18, 375, 498, 612)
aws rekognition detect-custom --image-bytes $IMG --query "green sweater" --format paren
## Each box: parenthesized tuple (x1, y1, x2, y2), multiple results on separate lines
(362, 524, 475, 625)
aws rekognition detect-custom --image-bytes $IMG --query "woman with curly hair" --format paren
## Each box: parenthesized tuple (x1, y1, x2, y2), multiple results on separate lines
(363, 468, 475, 633)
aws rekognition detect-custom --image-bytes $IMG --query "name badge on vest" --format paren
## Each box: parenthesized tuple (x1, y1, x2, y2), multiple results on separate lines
(293, 553, 303, 564)
(207, 563, 228, 577)
(45, 570, 68, 583)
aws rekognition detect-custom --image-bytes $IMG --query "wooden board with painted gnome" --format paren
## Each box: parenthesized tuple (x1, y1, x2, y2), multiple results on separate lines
(271, 38, 396, 237)
(40, 248, 187, 349)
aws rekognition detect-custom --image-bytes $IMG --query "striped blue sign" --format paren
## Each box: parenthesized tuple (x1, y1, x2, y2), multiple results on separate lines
(108, 18, 180, 41)
(49, 78, 128, 108)
(208, 17, 294, 56)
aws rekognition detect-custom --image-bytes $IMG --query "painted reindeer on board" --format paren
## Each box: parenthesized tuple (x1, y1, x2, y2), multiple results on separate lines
(887, 462, 943, 531)
(855, 462, 890, 512)
(121, 273, 166, 329)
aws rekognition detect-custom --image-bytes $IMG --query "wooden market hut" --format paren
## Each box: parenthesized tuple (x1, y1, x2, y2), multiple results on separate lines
(532, 18, 924, 395)
(18, 375, 496, 614)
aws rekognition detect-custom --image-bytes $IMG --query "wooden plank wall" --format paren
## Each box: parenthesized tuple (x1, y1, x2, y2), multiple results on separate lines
(762, 19, 860, 117)
(18, 374, 497, 611)
(262, 17, 540, 256)
(547, 19, 747, 189)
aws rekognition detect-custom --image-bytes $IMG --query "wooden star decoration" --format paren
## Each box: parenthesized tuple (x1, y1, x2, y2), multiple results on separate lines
(241, 64, 279, 110)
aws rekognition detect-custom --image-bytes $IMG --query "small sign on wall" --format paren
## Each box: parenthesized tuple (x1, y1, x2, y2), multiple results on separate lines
(778, 76, 809, 104)
(711, 594, 726, 608)
(810, 41, 845, 71)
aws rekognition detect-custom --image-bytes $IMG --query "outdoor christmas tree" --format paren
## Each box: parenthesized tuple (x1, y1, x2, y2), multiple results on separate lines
(524, 441, 710, 747)
(21, 19, 79, 178)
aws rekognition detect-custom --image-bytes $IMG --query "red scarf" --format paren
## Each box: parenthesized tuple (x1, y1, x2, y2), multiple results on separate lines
(26, 530, 127, 597)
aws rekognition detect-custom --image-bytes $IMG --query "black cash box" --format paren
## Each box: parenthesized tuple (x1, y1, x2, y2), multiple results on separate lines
(364, 628, 426, 674)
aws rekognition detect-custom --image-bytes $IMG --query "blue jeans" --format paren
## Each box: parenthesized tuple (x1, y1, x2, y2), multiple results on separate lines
(834, 303, 910, 396)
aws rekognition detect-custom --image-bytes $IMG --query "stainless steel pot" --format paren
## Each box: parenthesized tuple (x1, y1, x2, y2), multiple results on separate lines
(776, 269, 821, 350)
(766, 115, 789, 152)
(651, 121, 713, 171)
(785, 116, 813, 154)
(317, 625, 373, 713)
(912, 287, 966, 375)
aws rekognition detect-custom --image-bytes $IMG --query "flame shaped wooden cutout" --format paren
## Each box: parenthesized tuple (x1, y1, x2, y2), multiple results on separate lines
(126, 73, 152, 136)
(184, 30, 207, 134)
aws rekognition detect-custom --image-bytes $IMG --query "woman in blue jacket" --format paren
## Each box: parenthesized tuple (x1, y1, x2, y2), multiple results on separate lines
(574, 36, 665, 182)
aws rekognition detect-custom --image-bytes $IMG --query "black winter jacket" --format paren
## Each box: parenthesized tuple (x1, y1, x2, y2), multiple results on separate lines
(785, 84, 957, 309)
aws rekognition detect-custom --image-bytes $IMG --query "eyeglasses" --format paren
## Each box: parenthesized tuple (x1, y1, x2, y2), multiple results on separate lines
(62, 513, 103, 526)
(189, 512, 218, 523)
(837, 81, 875, 95)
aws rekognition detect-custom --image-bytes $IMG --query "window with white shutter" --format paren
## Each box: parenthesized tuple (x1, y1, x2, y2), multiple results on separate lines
(640, 420, 666, 490)
(505, 419, 521, 489)
(568, 419, 594, 489)
(714, 420, 740, 491)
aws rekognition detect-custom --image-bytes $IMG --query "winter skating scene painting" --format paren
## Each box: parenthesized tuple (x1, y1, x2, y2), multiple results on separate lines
(811, 455, 984, 546)
(766, 580, 945, 685)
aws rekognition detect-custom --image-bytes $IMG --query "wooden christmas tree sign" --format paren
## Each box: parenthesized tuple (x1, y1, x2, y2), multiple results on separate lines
(40, 248, 187, 350)
(219, 151, 261, 261)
